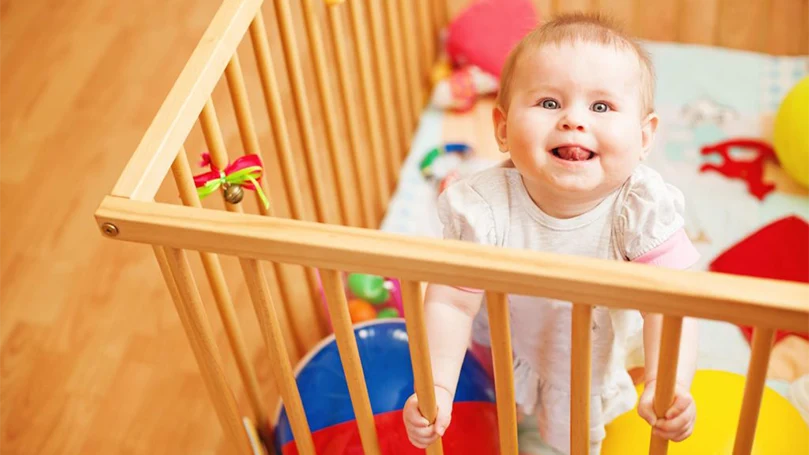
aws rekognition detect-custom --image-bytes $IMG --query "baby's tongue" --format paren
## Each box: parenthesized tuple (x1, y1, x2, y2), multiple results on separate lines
(557, 146, 590, 161)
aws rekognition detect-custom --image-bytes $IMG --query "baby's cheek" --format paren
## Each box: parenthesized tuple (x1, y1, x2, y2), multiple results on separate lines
(601, 153, 638, 184)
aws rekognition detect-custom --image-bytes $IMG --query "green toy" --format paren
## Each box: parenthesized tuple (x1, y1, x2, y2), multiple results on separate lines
(376, 308, 400, 319)
(347, 273, 390, 305)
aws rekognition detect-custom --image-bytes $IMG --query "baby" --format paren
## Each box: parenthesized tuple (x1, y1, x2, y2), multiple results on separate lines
(403, 13, 700, 455)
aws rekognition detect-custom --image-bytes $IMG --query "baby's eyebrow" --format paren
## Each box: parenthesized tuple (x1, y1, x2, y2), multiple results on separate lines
(524, 84, 561, 97)
(588, 88, 619, 99)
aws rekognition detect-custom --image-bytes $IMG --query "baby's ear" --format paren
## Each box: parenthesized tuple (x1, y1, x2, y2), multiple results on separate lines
(492, 105, 508, 153)
(640, 112, 659, 160)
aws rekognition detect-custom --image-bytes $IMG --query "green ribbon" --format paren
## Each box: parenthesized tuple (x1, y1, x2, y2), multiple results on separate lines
(197, 166, 270, 209)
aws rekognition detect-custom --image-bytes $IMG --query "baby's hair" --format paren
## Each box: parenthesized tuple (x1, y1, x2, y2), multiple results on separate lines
(496, 12, 656, 116)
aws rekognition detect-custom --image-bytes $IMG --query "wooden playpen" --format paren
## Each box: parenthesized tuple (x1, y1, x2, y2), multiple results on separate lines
(94, 0, 809, 453)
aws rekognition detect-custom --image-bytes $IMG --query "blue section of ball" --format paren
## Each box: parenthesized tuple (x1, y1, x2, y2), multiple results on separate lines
(274, 319, 495, 447)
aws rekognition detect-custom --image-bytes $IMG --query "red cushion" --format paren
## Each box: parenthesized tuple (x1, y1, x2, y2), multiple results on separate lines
(445, 0, 539, 79)
(708, 215, 809, 345)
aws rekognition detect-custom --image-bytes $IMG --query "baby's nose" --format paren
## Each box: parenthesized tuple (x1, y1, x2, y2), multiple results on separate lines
(559, 116, 586, 132)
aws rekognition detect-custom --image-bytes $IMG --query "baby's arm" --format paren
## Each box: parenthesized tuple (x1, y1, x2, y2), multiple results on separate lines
(618, 167, 702, 440)
(403, 283, 483, 448)
(424, 283, 484, 394)
(641, 313, 698, 387)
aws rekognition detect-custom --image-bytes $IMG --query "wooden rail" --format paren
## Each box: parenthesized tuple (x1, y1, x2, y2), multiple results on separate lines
(95, 197, 809, 332)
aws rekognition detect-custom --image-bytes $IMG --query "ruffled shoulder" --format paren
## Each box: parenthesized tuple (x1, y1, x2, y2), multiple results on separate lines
(436, 173, 499, 246)
(615, 165, 699, 269)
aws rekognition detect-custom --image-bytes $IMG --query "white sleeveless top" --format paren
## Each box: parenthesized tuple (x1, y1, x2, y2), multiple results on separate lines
(436, 163, 698, 453)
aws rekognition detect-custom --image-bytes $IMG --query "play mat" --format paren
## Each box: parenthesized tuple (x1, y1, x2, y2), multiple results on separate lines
(379, 40, 809, 423)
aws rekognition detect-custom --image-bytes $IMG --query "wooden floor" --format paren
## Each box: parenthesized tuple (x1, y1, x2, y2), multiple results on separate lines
(0, 0, 278, 453)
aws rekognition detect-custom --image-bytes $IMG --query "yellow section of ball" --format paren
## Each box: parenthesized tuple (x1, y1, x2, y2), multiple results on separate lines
(601, 370, 809, 454)
(773, 76, 809, 188)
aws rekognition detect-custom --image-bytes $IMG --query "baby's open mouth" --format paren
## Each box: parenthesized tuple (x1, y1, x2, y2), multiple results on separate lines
(551, 146, 596, 161)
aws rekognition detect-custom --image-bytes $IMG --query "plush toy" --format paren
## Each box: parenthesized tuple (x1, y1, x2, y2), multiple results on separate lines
(444, 0, 539, 79)
(430, 0, 539, 112)
(430, 64, 499, 112)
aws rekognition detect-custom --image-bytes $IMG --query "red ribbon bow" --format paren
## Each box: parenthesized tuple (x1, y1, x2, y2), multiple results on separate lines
(193, 153, 269, 208)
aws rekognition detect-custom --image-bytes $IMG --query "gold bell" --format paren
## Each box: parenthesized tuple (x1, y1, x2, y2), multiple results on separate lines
(223, 184, 244, 204)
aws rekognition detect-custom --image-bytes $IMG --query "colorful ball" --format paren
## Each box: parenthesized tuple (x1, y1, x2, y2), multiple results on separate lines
(773, 76, 809, 188)
(601, 370, 809, 454)
(272, 320, 498, 455)
(347, 299, 376, 323)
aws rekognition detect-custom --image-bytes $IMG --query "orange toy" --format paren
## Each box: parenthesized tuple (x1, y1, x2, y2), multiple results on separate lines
(348, 299, 377, 323)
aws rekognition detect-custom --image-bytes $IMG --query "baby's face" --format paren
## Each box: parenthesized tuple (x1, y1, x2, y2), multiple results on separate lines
(495, 41, 657, 200)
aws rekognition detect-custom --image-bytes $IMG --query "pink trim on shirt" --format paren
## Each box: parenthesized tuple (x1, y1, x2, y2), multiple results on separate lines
(632, 228, 700, 269)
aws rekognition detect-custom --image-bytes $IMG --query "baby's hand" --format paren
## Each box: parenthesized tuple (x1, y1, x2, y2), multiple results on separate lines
(637, 379, 696, 441)
(403, 386, 453, 448)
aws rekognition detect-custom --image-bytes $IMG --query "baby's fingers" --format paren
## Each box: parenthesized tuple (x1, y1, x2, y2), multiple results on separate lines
(404, 411, 429, 429)
(654, 411, 691, 435)
(636, 393, 657, 426)
(654, 404, 695, 440)
(665, 394, 693, 419)
(653, 420, 694, 442)
(669, 424, 695, 442)
(407, 426, 439, 448)
(403, 396, 430, 428)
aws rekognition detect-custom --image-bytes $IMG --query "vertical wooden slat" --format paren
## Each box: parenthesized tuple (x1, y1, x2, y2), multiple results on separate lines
(431, 0, 446, 38)
(384, 0, 416, 155)
(248, 11, 308, 222)
(415, 0, 434, 81)
(571, 303, 592, 455)
(247, 13, 331, 339)
(367, 0, 403, 186)
(649, 315, 683, 455)
(224, 53, 270, 215)
(399, 0, 425, 121)
(635, 0, 680, 43)
(400, 280, 444, 455)
(299, 0, 362, 227)
(733, 328, 776, 454)
(534, 0, 553, 17)
(595, 0, 635, 31)
(799, 0, 809, 55)
(485, 291, 519, 455)
(198, 99, 313, 354)
(273, 0, 339, 225)
(679, 0, 719, 46)
(171, 147, 267, 434)
(320, 269, 382, 454)
(346, 0, 391, 216)
(198, 100, 317, 455)
(240, 259, 315, 455)
(768, 0, 808, 55)
(325, 3, 377, 228)
(155, 246, 254, 454)
(555, 0, 593, 15)
(717, 0, 770, 53)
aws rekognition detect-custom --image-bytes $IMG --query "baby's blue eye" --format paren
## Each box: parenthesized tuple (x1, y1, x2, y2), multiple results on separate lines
(592, 102, 610, 113)
(540, 99, 559, 109)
